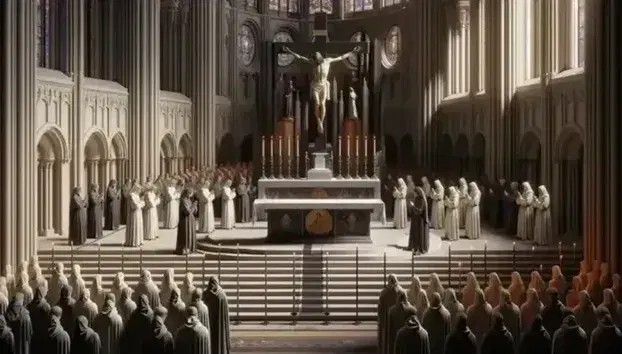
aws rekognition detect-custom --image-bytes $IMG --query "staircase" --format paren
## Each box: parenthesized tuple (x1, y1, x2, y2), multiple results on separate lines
(37, 246, 580, 322)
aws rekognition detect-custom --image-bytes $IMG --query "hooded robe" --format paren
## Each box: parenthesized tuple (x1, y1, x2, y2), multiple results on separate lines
(0, 315, 15, 354)
(542, 290, 570, 336)
(117, 289, 136, 324)
(133, 271, 161, 310)
(164, 291, 186, 336)
(589, 315, 622, 354)
(388, 296, 417, 351)
(87, 189, 104, 239)
(408, 188, 429, 254)
(69, 192, 88, 246)
(202, 277, 230, 354)
(46, 308, 70, 354)
(104, 183, 121, 230)
(480, 313, 514, 354)
(143, 309, 174, 354)
(188, 290, 210, 331)
(394, 315, 430, 354)
(92, 296, 123, 354)
(176, 190, 198, 255)
(71, 316, 101, 354)
(551, 315, 588, 354)
(421, 304, 451, 354)
(495, 301, 521, 351)
(444, 314, 477, 354)
(5, 297, 33, 354)
(466, 291, 493, 348)
(377, 274, 401, 354)
(573, 296, 598, 342)
(56, 285, 76, 337)
(518, 316, 551, 354)
(26, 288, 51, 354)
(74, 291, 98, 326)
(120, 295, 153, 354)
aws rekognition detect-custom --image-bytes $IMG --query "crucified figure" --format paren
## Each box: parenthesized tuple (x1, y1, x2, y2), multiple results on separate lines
(283, 46, 361, 135)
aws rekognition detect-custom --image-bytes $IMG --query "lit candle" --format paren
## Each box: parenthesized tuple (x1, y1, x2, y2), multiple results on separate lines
(347, 135, 351, 157)
(338, 136, 342, 157)
(262, 135, 265, 157)
(295, 135, 299, 156)
(356, 136, 359, 157)
(279, 136, 283, 156)
(270, 135, 274, 157)
(364, 135, 368, 156)
(372, 135, 376, 152)
(287, 136, 291, 156)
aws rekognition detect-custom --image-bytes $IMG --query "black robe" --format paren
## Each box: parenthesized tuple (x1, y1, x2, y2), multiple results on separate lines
(421, 306, 451, 354)
(202, 284, 230, 354)
(5, 299, 33, 354)
(143, 316, 174, 354)
(503, 189, 519, 235)
(46, 320, 70, 354)
(496, 303, 521, 351)
(394, 317, 430, 354)
(120, 295, 153, 354)
(519, 324, 551, 354)
(175, 196, 197, 255)
(71, 317, 101, 354)
(165, 294, 186, 337)
(589, 322, 622, 354)
(383, 178, 396, 219)
(120, 185, 131, 225)
(444, 328, 477, 354)
(0, 315, 16, 354)
(87, 191, 104, 239)
(378, 284, 401, 354)
(389, 302, 418, 351)
(573, 304, 598, 343)
(26, 290, 51, 354)
(92, 304, 123, 354)
(491, 183, 505, 228)
(56, 290, 76, 337)
(69, 194, 88, 246)
(480, 326, 514, 354)
(542, 301, 569, 336)
(408, 195, 429, 254)
(104, 187, 120, 231)
(174, 318, 211, 354)
(552, 318, 588, 354)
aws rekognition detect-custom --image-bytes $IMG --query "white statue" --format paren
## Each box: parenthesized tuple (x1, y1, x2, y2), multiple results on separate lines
(125, 184, 145, 247)
(162, 180, 182, 229)
(430, 180, 445, 229)
(220, 179, 236, 230)
(197, 179, 216, 234)
(516, 182, 535, 241)
(181, 272, 197, 305)
(69, 264, 86, 300)
(143, 186, 161, 241)
(444, 186, 460, 241)
(392, 178, 408, 229)
(458, 178, 468, 229)
(533, 185, 552, 245)
(47, 262, 68, 305)
(465, 182, 481, 240)
(160, 268, 180, 307)
(283, 45, 362, 134)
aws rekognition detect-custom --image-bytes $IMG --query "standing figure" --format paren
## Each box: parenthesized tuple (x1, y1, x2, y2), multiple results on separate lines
(71, 316, 101, 354)
(133, 270, 161, 310)
(348, 86, 359, 118)
(47, 306, 70, 354)
(237, 177, 251, 223)
(516, 182, 535, 241)
(176, 188, 198, 255)
(69, 187, 88, 246)
(197, 180, 215, 234)
(393, 178, 408, 229)
(405, 175, 416, 202)
(142, 185, 161, 241)
(125, 184, 145, 247)
(458, 178, 469, 228)
(202, 276, 231, 354)
(430, 180, 445, 229)
(104, 180, 121, 230)
(120, 179, 132, 225)
(408, 187, 429, 254)
(383, 175, 396, 219)
(283, 80, 295, 117)
(87, 184, 104, 239)
(443, 187, 460, 241)
(161, 180, 182, 229)
(503, 182, 520, 236)
(377, 274, 402, 354)
(174, 307, 211, 354)
(421, 176, 433, 219)
(465, 182, 481, 240)
(533, 185, 552, 246)
(394, 315, 431, 354)
(220, 179, 236, 230)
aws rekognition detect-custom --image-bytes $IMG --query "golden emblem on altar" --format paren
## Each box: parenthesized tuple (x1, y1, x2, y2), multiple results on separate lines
(306, 188, 332, 235)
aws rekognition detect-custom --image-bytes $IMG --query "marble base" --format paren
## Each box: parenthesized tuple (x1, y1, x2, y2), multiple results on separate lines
(307, 152, 332, 180)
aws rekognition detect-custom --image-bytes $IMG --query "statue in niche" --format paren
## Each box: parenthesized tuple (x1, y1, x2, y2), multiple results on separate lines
(347, 213, 357, 233)
(284, 80, 295, 118)
(348, 87, 358, 118)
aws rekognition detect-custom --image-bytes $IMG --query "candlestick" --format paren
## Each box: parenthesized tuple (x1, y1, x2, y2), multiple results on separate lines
(373, 135, 377, 153)
(262, 135, 266, 157)
(573, 242, 577, 263)
(346, 135, 351, 178)
(355, 136, 360, 178)
(287, 136, 292, 179)
(512, 242, 516, 270)
(559, 254, 563, 268)
(338, 136, 342, 157)
(363, 135, 369, 178)
(531, 246, 535, 272)
(295, 134, 299, 156)
(337, 136, 343, 179)
(269, 135, 275, 178)
(261, 136, 266, 178)
(558, 241, 562, 258)
(278, 136, 283, 179)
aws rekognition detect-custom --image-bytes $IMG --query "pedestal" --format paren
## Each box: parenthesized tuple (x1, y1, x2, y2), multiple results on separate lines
(307, 152, 333, 180)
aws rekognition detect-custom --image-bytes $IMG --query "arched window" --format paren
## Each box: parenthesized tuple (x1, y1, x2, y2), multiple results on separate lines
(36, 0, 50, 68)
(268, 0, 299, 13)
(345, 0, 374, 13)
(309, 0, 333, 14)
(382, 0, 403, 7)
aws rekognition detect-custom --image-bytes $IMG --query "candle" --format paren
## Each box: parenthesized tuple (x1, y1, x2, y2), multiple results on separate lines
(262, 135, 265, 157)
(372, 135, 376, 152)
(347, 136, 351, 157)
(287, 136, 291, 156)
(270, 135, 274, 157)
(338, 136, 342, 157)
(364, 135, 368, 156)
(295, 135, 299, 156)
(355, 136, 359, 157)
(279, 136, 283, 156)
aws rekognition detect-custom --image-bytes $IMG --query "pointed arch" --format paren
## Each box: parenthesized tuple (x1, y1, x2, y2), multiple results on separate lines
(84, 129, 109, 160)
(217, 133, 236, 165)
(109, 132, 128, 159)
(36, 125, 69, 161)
(555, 125, 584, 161)
(178, 133, 193, 159)
(160, 132, 177, 158)
(519, 131, 542, 159)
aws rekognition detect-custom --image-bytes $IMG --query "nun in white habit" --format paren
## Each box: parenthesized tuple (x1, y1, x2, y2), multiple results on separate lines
(125, 183, 145, 247)
(516, 182, 535, 241)
(465, 182, 481, 240)
(430, 179, 445, 229)
(443, 186, 460, 241)
(392, 178, 408, 229)
(533, 185, 552, 245)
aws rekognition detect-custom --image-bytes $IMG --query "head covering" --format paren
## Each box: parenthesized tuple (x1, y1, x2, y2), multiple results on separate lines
(455, 313, 468, 332)
(153, 306, 169, 338)
(138, 294, 151, 314)
(75, 315, 90, 337)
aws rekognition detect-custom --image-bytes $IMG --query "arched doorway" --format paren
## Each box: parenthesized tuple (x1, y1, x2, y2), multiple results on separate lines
(84, 131, 109, 189)
(160, 133, 177, 175)
(109, 133, 128, 183)
(471, 133, 486, 179)
(384, 134, 398, 169)
(454, 134, 469, 177)
(399, 134, 414, 171)
(240, 134, 253, 163)
(217, 133, 236, 165)
(518, 132, 541, 184)
(178, 134, 193, 172)
(37, 128, 68, 237)
(438, 134, 454, 176)
(556, 128, 583, 239)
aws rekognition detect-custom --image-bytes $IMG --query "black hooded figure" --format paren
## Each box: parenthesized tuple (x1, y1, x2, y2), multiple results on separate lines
(202, 276, 230, 354)
(120, 294, 154, 354)
(551, 314, 588, 354)
(27, 286, 51, 354)
(480, 312, 514, 354)
(165, 290, 186, 337)
(0, 314, 16, 354)
(444, 313, 477, 354)
(71, 316, 101, 354)
(422, 292, 452, 354)
(518, 315, 551, 354)
(388, 289, 418, 351)
(394, 315, 430, 354)
(92, 294, 123, 354)
(589, 312, 622, 354)
(408, 187, 430, 254)
(175, 306, 211, 354)
(46, 306, 71, 354)
(5, 294, 33, 354)
(143, 307, 174, 354)
(188, 289, 210, 329)
(56, 285, 76, 337)
(542, 288, 570, 336)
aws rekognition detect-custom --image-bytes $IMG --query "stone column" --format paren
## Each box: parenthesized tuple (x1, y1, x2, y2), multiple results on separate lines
(458, 1, 469, 92)
(45, 161, 54, 235)
(99, 159, 110, 187)
(103, 0, 115, 80)
(68, 0, 86, 192)
(37, 162, 46, 236)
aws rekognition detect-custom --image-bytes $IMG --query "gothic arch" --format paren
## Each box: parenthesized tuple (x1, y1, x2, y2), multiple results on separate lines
(555, 126, 584, 239)
(518, 131, 542, 184)
(471, 133, 486, 177)
(83, 129, 109, 160)
(37, 127, 69, 237)
(178, 134, 193, 171)
(385, 134, 398, 168)
(555, 126, 584, 161)
(217, 133, 236, 165)
(240, 134, 253, 163)
(160, 133, 177, 174)
(108, 132, 128, 182)
(84, 130, 109, 187)
(399, 134, 414, 169)
(36, 125, 69, 161)
(518, 131, 542, 160)
(454, 134, 469, 176)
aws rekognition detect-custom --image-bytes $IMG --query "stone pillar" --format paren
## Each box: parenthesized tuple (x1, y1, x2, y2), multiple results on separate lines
(37, 162, 46, 236)
(458, 1, 470, 92)
(103, 0, 115, 80)
(68, 0, 86, 192)
(99, 159, 110, 187)
(59, 160, 70, 237)
(45, 161, 54, 234)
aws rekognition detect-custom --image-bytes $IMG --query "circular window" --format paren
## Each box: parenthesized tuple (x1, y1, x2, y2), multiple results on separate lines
(238, 24, 256, 66)
(273, 31, 295, 67)
(346, 31, 370, 69)
(382, 26, 401, 68)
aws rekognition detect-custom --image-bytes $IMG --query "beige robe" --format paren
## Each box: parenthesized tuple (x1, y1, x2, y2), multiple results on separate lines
(534, 194, 552, 245)
(162, 187, 181, 229)
(392, 187, 408, 229)
(431, 188, 445, 229)
(465, 190, 481, 240)
(517, 191, 535, 241)
(125, 193, 145, 247)
(458, 185, 468, 228)
(143, 191, 160, 241)
(198, 187, 215, 233)
(220, 186, 236, 229)
(444, 195, 460, 241)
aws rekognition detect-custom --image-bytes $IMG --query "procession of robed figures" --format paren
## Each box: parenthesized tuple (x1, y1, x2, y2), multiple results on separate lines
(68, 163, 255, 255)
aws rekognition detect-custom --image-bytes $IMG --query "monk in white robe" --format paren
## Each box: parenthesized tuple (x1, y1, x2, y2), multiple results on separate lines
(125, 184, 145, 247)
(443, 186, 460, 241)
(161, 181, 182, 229)
(457, 178, 468, 228)
(392, 178, 408, 229)
(220, 179, 236, 229)
(516, 182, 535, 241)
(197, 180, 216, 234)
(143, 186, 161, 241)
(533, 185, 552, 245)
(430, 180, 445, 229)
(465, 182, 481, 240)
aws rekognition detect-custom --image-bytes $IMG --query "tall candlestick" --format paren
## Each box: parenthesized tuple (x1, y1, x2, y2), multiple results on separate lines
(279, 136, 283, 156)
(338, 136, 342, 157)
(270, 135, 274, 158)
(355, 136, 359, 157)
(372, 135, 376, 153)
(262, 135, 265, 157)
(295, 135, 299, 156)
(347, 135, 351, 157)
(287, 136, 291, 156)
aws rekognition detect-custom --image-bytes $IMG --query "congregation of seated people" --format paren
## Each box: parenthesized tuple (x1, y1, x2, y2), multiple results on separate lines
(0, 257, 231, 354)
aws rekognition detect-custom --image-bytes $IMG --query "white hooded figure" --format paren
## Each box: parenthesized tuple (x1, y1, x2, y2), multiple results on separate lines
(458, 178, 469, 228)
(111, 271, 130, 305)
(197, 179, 216, 233)
(516, 182, 535, 241)
(14, 270, 33, 306)
(180, 272, 197, 305)
(162, 182, 182, 229)
(125, 184, 145, 247)
(465, 182, 481, 240)
(220, 179, 237, 229)
(443, 186, 460, 241)
(90, 275, 106, 308)
(430, 180, 445, 229)
(533, 185, 552, 245)
(69, 264, 86, 300)
(142, 185, 161, 241)
(421, 176, 432, 198)
(392, 178, 408, 229)
(28, 257, 48, 297)
(47, 262, 68, 305)
(160, 268, 180, 306)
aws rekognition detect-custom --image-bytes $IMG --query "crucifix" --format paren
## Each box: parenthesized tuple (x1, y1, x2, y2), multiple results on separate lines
(273, 13, 371, 143)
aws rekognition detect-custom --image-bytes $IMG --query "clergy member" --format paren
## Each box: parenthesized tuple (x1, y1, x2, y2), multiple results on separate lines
(237, 177, 251, 223)
(444, 313, 477, 354)
(120, 295, 153, 354)
(143, 307, 174, 354)
(392, 178, 408, 229)
(430, 180, 445, 229)
(394, 315, 430, 354)
(378, 274, 402, 354)
(69, 186, 88, 246)
(503, 182, 520, 236)
(175, 307, 211, 354)
(0, 314, 14, 354)
(6, 294, 32, 354)
(388, 290, 417, 350)
(533, 185, 552, 246)
(421, 176, 433, 219)
(220, 179, 237, 229)
(47, 306, 70, 354)
(197, 179, 216, 234)
(143, 185, 161, 241)
(120, 179, 132, 225)
(480, 312, 514, 354)
(444, 186, 460, 241)
(203, 276, 231, 354)
(516, 182, 535, 241)
(408, 187, 429, 254)
(458, 178, 469, 228)
(87, 183, 104, 239)
(125, 184, 145, 247)
(176, 188, 198, 255)
(465, 182, 481, 240)
(104, 180, 121, 230)
(72, 316, 101, 354)
(92, 294, 123, 354)
(161, 179, 182, 229)
(421, 292, 451, 354)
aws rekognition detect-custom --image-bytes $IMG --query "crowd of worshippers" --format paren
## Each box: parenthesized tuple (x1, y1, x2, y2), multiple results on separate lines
(0, 257, 231, 354)
(69, 163, 256, 254)
(379, 263, 622, 354)
(385, 175, 553, 246)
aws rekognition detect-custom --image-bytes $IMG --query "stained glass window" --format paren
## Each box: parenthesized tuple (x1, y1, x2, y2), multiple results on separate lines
(269, 0, 299, 13)
(346, 32, 370, 68)
(345, 0, 374, 13)
(382, 26, 401, 68)
(238, 25, 256, 66)
(273, 31, 295, 67)
(309, 0, 333, 14)
(382, 0, 402, 7)
(577, 0, 585, 67)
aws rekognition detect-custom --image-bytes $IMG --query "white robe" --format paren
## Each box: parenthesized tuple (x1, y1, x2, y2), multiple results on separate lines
(392, 187, 408, 229)
(161, 187, 181, 229)
(220, 186, 236, 229)
(198, 187, 215, 233)
(143, 191, 160, 241)
(465, 191, 481, 240)
(533, 195, 552, 245)
(431, 188, 445, 229)
(125, 193, 145, 247)
(458, 185, 468, 228)
(517, 191, 535, 241)
(444, 195, 460, 241)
